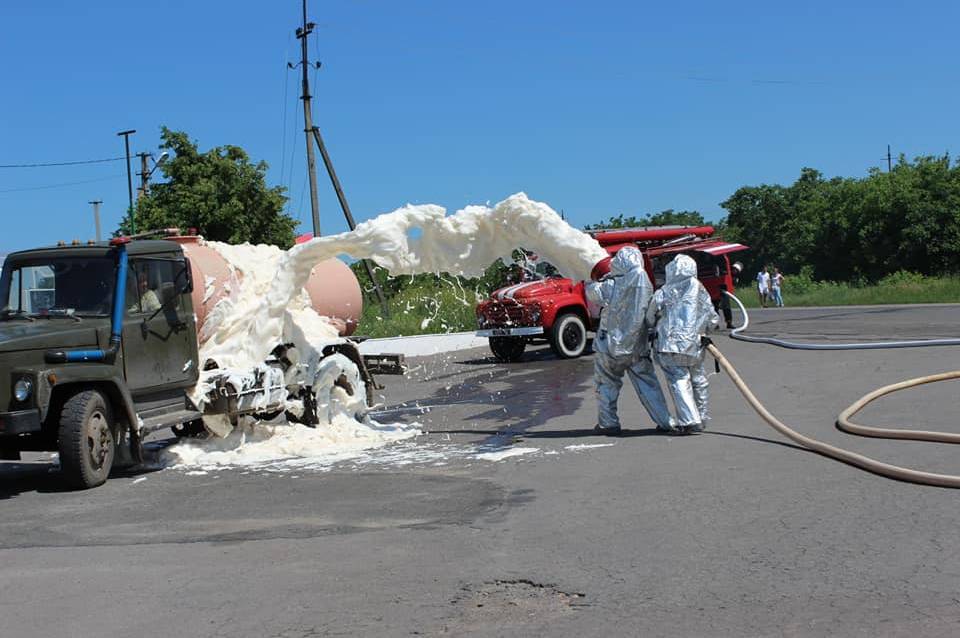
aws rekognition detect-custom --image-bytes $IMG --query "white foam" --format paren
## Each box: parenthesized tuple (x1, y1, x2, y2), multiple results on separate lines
(166, 193, 603, 468)
(474, 447, 539, 461)
(200, 192, 605, 373)
(564, 443, 616, 451)
(166, 416, 421, 469)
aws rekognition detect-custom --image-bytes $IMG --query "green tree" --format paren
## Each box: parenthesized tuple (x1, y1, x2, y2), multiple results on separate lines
(119, 127, 297, 248)
(721, 156, 960, 282)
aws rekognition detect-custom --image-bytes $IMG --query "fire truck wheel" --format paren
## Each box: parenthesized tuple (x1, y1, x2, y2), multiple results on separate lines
(489, 336, 527, 362)
(549, 313, 588, 358)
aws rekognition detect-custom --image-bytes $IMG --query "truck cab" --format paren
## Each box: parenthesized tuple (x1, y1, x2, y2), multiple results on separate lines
(0, 239, 204, 486)
(475, 226, 747, 362)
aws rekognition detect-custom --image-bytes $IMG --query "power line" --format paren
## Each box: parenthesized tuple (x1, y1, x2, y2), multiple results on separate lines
(0, 174, 123, 194)
(0, 156, 126, 169)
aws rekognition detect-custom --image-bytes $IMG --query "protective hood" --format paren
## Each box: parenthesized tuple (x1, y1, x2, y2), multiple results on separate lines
(665, 253, 697, 284)
(609, 246, 645, 277)
(587, 246, 653, 357)
(647, 254, 719, 358)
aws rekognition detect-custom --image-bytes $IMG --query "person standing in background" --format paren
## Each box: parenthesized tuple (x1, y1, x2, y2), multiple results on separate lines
(756, 266, 771, 308)
(770, 267, 785, 307)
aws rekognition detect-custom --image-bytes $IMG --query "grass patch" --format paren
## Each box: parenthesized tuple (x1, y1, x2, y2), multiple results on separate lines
(355, 270, 960, 338)
(735, 273, 960, 308)
(355, 277, 483, 338)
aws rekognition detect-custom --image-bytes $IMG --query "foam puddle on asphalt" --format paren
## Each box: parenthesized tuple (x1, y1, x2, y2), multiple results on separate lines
(158, 429, 613, 475)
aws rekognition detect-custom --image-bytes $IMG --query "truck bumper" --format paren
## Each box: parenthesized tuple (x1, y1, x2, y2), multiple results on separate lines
(476, 327, 544, 337)
(0, 409, 42, 436)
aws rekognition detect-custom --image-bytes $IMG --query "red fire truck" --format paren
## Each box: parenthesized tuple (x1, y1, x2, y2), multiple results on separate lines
(475, 226, 748, 361)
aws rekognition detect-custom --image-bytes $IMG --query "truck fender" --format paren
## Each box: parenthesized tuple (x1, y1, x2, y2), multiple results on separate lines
(43, 370, 142, 463)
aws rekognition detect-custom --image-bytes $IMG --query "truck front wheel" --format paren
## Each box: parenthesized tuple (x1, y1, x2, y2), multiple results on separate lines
(58, 389, 115, 489)
(549, 313, 588, 358)
(489, 336, 526, 362)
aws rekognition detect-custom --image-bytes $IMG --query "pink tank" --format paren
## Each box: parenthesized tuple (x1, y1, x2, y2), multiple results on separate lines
(170, 235, 362, 338)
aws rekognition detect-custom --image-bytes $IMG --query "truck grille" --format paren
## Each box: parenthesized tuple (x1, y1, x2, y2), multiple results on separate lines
(478, 302, 529, 327)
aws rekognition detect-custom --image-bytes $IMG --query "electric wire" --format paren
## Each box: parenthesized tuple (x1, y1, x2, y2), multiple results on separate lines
(710, 292, 960, 487)
(0, 174, 123, 194)
(0, 156, 125, 169)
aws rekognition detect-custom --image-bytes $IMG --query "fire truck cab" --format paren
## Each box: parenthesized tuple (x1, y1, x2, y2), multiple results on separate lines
(475, 226, 747, 362)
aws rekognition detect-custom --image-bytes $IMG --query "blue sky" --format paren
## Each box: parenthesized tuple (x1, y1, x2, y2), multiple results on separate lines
(1, 0, 957, 254)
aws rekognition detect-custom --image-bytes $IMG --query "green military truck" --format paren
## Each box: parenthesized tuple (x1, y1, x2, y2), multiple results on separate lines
(0, 235, 398, 489)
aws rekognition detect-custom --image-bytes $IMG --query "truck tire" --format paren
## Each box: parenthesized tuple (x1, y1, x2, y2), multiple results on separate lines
(549, 313, 588, 358)
(58, 389, 115, 489)
(489, 336, 526, 362)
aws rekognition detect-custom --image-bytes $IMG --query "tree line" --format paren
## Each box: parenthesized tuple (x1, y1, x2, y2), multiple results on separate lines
(721, 156, 960, 282)
(127, 129, 960, 290)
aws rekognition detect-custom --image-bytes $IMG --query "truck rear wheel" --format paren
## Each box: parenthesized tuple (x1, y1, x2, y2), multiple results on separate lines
(58, 389, 115, 489)
(549, 313, 588, 358)
(489, 336, 526, 362)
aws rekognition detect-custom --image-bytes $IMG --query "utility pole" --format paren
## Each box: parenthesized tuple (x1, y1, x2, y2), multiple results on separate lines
(886, 144, 893, 173)
(136, 152, 151, 199)
(311, 127, 388, 313)
(287, 3, 389, 317)
(88, 200, 103, 242)
(117, 129, 136, 233)
(297, 0, 322, 237)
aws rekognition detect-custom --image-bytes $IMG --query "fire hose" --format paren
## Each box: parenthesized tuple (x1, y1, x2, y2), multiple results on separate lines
(707, 292, 960, 488)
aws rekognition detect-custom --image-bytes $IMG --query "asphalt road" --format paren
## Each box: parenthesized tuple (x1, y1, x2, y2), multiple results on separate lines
(2, 304, 960, 637)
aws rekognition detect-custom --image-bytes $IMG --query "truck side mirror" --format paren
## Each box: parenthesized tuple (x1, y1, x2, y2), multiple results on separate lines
(180, 258, 194, 294)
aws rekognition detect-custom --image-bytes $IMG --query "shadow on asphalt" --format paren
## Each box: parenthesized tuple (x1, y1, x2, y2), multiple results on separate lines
(382, 355, 594, 436)
(0, 463, 73, 500)
(702, 430, 807, 452)
(0, 461, 163, 500)
(456, 341, 595, 366)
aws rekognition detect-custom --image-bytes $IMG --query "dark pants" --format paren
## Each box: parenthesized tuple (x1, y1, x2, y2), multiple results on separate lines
(714, 298, 733, 328)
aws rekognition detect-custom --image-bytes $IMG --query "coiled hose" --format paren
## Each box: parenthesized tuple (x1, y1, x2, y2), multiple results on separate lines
(708, 292, 960, 487)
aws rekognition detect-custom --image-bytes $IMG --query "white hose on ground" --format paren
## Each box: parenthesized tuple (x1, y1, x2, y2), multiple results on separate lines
(724, 291, 960, 349)
(709, 292, 960, 487)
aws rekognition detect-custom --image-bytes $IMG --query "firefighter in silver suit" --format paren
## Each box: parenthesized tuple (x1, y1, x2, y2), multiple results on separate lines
(585, 246, 674, 435)
(646, 253, 720, 434)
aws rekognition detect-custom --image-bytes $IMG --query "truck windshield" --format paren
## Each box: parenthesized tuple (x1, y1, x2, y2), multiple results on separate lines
(517, 259, 560, 281)
(0, 257, 115, 318)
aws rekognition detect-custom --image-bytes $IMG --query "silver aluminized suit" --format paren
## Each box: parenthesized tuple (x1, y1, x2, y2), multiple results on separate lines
(646, 254, 720, 431)
(585, 247, 673, 432)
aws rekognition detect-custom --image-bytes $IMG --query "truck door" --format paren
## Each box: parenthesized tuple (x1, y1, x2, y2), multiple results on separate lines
(121, 257, 199, 394)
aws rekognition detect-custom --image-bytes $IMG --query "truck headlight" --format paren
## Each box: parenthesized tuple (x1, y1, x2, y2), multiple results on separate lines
(13, 378, 33, 402)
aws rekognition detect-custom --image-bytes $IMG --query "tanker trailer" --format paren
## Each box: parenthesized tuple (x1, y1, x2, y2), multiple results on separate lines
(168, 233, 401, 433)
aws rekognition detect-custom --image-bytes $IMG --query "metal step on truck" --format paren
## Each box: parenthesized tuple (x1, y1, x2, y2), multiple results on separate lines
(475, 226, 748, 362)
(0, 233, 404, 489)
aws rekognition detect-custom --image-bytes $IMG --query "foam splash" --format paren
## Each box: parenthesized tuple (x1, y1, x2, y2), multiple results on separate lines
(201, 192, 606, 371)
(167, 193, 604, 467)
